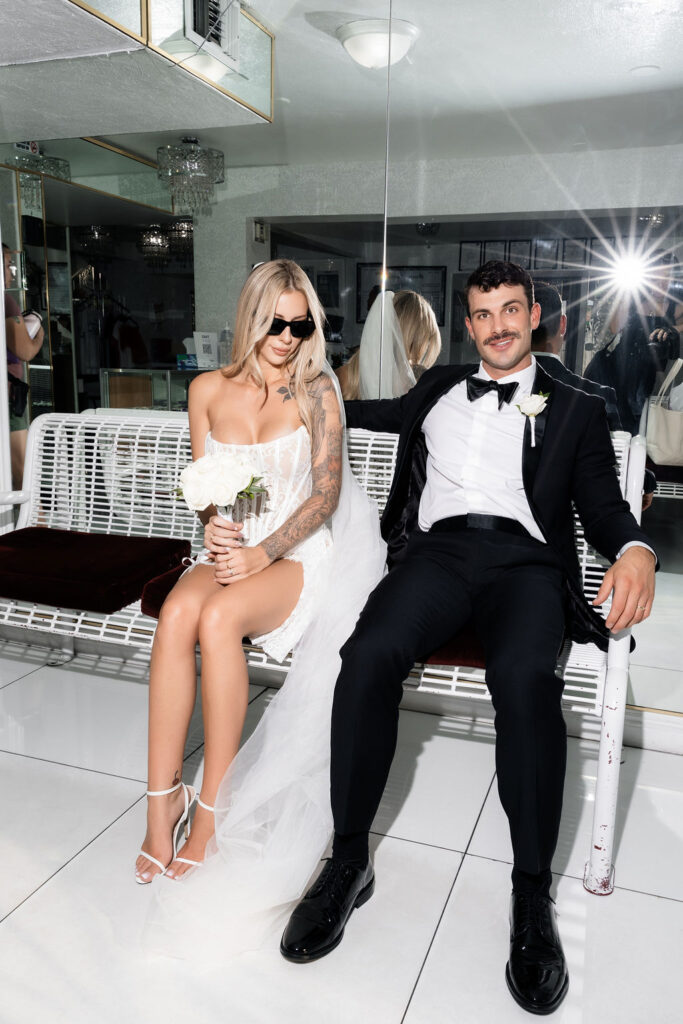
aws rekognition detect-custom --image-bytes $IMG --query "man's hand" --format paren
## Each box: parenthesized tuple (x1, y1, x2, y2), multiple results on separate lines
(593, 546, 656, 632)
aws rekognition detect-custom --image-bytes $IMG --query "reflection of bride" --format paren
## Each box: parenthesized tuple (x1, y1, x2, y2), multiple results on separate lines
(142, 263, 387, 959)
(336, 289, 441, 400)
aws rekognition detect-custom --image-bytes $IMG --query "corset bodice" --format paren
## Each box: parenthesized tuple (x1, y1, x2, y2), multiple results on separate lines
(205, 426, 314, 545)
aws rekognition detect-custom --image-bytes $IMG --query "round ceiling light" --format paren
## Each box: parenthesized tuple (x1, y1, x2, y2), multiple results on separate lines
(336, 19, 419, 69)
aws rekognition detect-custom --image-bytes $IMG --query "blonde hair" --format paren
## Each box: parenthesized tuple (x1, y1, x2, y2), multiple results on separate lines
(222, 259, 327, 436)
(337, 350, 360, 401)
(337, 290, 442, 400)
(393, 290, 441, 369)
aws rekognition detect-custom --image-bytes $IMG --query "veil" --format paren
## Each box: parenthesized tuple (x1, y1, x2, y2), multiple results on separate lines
(142, 368, 387, 961)
(359, 290, 416, 399)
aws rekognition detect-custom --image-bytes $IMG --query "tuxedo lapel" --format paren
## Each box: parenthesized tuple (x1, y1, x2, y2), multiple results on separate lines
(521, 362, 555, 505)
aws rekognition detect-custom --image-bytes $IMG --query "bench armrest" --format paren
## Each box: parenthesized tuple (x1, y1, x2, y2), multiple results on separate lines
(0, 489, 31, 506)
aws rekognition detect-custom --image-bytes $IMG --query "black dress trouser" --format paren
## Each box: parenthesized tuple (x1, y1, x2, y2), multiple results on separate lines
(331, 527, 568, 875)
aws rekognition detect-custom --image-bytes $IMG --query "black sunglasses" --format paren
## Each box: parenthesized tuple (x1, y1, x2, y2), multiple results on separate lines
(268, 316, 315, 340)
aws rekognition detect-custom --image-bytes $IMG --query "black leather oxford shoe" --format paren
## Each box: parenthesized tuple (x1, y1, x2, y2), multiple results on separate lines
(280, 858, 375, 963)
(506, 891, 569, 1015)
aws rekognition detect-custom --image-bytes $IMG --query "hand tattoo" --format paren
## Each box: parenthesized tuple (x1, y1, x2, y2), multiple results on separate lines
(261, 374, 342, 563)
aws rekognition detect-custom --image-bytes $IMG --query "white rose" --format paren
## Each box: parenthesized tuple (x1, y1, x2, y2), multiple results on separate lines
(179, 454, 259, 510)
(517, 394, 548, 417)
(179, 459, 215, 510)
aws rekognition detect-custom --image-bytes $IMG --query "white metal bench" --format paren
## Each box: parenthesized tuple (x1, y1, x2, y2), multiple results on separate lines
(0, 411, 647, 897)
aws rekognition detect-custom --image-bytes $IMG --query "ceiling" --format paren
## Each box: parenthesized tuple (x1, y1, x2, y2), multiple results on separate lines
(0, 0, 264, 142)
(102, 0, 683, 166)
(271, 207, 679, 252)
(42, 176, 177, 226)
(1, 1, 682, 170)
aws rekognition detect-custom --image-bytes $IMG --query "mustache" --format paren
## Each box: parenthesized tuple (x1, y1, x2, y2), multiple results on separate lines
(485, 330, 520, 345)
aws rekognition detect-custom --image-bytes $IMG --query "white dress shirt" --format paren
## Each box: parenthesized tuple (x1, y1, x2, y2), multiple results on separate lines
(419, 358, 543, 539)
(418, 356, 654, 562)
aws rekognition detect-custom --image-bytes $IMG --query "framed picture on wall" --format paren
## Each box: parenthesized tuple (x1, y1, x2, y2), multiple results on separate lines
(356, 264, 447, 324)
(533, 238, 560, 270)
(317, 271, 340, 309)
(459, 241, 482, 271)
(590, 237, 616, 268)
(508, 240, 532, 268)
(451, 281, 468, 347)
(562, 238, 589, 268)
(483, 240, 507, 264)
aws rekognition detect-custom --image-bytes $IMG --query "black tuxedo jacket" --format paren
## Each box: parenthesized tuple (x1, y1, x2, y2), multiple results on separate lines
(345, 361, 655, 651)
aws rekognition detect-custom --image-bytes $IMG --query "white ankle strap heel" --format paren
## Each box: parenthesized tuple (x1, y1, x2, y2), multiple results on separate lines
(172, 794, 215, 870)
(135, 781, 197, 884)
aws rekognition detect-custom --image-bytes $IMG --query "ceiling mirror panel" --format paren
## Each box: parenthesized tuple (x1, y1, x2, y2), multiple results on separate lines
(381, 0, 683, 716)
(105, 1, 393, 367)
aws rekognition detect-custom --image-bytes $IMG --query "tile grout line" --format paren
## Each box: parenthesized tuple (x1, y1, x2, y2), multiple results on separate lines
(0, 793, 147, 925)
(0, 683, 272, 925)
(0, 747, 149, 784)
(0, 685, 270, 781)
(399, 770, 498, 1024)
(0, 661, 57, 691)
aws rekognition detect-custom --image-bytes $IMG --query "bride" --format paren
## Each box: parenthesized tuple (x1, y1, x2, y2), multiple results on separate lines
(138, 259, 386, 958)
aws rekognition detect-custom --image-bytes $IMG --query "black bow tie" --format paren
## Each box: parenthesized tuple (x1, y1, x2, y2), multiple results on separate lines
(466, 376, 519, 410)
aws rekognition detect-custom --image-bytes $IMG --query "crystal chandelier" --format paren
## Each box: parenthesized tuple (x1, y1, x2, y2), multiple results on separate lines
(75, 225, 114, 260)
(156, 137, 224, 215)
(168, 219, 194, 263)
(137, 224, 170, 268)
(12, 151, 71, 181)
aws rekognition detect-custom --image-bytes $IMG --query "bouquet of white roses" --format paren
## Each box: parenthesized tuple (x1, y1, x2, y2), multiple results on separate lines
(178, 452, 266, 513)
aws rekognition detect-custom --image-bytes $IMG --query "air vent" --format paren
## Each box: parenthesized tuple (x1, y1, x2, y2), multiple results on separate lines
(184, 0, 240, 74)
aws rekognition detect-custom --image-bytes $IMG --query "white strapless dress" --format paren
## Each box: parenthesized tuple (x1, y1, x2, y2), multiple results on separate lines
(195, 426, 332, 662)
(144, 417, 387, 962)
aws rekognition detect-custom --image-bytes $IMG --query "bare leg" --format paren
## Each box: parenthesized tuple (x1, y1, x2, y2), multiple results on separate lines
(136, 564, 219, 882)
(10, 430, 27, 490)
(167, 558, 304, 878)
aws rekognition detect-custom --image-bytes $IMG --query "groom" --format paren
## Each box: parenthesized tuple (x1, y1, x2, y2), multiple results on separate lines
(280, 261, 656, 1014)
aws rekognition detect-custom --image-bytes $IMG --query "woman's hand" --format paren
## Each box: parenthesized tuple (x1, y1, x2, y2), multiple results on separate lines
(203, 515, 244, 563)
(214, 544, 271, 585)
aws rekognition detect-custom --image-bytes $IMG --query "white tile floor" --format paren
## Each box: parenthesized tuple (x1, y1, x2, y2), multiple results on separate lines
(1, 639, 681, 1024)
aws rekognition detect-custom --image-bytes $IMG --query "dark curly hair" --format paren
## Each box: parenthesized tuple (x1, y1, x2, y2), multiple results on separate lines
(465, 260, 534, 317)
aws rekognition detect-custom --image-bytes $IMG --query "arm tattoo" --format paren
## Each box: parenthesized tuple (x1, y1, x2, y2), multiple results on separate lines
(261, 374, 343, 562)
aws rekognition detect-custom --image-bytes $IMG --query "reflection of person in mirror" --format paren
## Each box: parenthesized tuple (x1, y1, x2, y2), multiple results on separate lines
(584, 250, 683, 434)
(140, 260, 386, 962)
(3, 242, 44, 488)
(336, 289, 442, 399)
(531, 280, 655, 509)
(282, 260, 657, 1017)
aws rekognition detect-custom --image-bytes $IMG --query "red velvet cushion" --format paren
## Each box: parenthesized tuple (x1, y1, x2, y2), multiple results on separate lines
(141, 562, 187, 619)
(424, 623, 486, 669)
(0, 528, 191, 614)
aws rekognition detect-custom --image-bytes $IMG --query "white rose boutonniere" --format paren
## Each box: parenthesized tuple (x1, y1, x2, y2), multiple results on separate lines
(516, 392, 549, 447)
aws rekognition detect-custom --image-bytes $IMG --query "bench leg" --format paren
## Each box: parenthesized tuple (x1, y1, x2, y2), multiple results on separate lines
(583, 632, 630, 895)
(46, 638, 76, 667)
